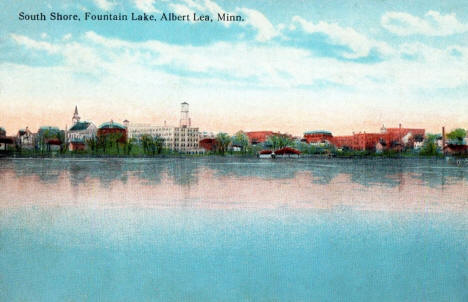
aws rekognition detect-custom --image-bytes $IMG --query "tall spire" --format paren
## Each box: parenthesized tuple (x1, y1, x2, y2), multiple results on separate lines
(72, 105, 80, 125)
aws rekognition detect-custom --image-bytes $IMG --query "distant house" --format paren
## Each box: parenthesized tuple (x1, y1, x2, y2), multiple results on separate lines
(68, 121, 97, 151)
(330, 125, 425, 151)
(444, 144, 468, 155)
(274, 147, 301, 158)
(0, 127, 15, 151)
(444, 139, 468, 155)
(375, 140, 387, 153)
(17, 127, 36, 149)
(432, 134, 443, 149)
(303, 130, 333, 145)
(199, 138, 217, 152)
(413, 134, 425, 150)
(231, 144, 242, 152)
(37, 126, 63, 152)
(246, 131, 276, 145)
(258, 149, 273, 158)
(97, 121, 127, 143)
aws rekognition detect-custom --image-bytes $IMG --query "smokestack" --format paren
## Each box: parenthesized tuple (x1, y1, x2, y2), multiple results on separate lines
(399, 123, 402, 147)
(442, 126, 446, 154)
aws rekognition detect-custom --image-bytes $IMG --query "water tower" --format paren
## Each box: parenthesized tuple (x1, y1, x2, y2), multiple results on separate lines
(180, 102, 191, 127)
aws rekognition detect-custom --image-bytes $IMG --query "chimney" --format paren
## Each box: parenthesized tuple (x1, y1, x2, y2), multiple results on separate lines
(399, 123, 402, 146)
(442, 126, 446, 153)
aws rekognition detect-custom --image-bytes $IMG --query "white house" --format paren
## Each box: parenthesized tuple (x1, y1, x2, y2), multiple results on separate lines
(17, 127, 36, 149)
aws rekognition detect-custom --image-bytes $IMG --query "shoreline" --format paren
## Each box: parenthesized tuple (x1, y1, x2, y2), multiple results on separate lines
(0, 152, 462, 161)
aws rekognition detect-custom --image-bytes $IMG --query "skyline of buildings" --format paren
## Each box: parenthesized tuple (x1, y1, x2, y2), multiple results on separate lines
(127, 102, 203, 153)
(1, 101, 467, 154)
(1, 102, 465, 139)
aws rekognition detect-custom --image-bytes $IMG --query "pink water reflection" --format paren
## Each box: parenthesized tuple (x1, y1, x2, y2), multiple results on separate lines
(1, 161, 466, 212)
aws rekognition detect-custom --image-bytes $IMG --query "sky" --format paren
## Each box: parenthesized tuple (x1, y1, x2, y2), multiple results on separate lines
(0, 0, 467, 136)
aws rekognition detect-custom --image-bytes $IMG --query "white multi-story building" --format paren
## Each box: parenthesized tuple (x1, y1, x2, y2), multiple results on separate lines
(127, 102, 203, 153)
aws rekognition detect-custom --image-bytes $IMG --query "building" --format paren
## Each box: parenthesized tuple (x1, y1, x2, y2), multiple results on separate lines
(37, 126, 63, 151)
(127, 122, 165, 140)
(17, 127, 36, 149)
(274, 147, 301, 158)
(199, 138, 217, 152)
(246, 131, 278, 145)
(97, 120, 127, 143)
(127, 102, 202, 153)
(330, 125, 425, 151)
(0, 127, 15, 150)
(68, 121, 97, 151)
(67, 106, 97, 151)
(128, 123, 201, 152)
(72, 105, 80, 125)
(200, 131, 216, 139)
(303, 130, 333, 145)
(385, 126, 425, 149)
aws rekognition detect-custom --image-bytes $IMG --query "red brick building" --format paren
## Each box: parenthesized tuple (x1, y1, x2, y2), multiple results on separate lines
(246, 131, 277, 144)
(199, 138, 217, 151)
(303, 131, 333, 144)
(307, 125, 425, 151)
(97, 121, 127, 143)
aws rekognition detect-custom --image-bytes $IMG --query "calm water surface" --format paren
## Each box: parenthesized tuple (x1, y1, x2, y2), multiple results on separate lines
(0, 157, 467, 301)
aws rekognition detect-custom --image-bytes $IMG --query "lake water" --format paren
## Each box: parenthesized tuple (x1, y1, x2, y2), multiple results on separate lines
(0, 157, 467, 301)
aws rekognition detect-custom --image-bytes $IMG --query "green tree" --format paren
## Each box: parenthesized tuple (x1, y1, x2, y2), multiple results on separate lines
(108, 133, 123, 154)
(39, 129, 48, 154)
(97, 136, 107, 153)
(41, 129, 59, 153)
(232, 131, 249, 154)
(447, 128, 466, 143)
(85, 137, 97, 154)
(57, 130, 67, 153)
(153, 135, 165, 154)
(267, 134, 293, 150)
(140, 134, 152, 155)
(126, 138, 136, 155)
(216, 132, 231, 155)
(420, 134, 439, 156)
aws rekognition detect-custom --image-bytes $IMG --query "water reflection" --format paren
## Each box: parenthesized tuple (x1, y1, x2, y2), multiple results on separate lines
(1, 157, 466, 188)
(0, 157, 466, 211)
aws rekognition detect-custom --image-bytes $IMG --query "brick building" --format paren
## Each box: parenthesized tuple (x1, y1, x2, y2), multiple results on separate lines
(303, 130, 333, 144)
(305, 125, 425, 151)
(97, 121, 127, 143)
(246, 131, 277, 145)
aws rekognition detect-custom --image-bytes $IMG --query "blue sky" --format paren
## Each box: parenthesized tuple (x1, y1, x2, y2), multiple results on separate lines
(0, 0, 467, 135)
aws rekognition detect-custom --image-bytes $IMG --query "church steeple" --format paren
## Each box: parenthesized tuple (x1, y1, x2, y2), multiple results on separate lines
(72, 105, 80, 124)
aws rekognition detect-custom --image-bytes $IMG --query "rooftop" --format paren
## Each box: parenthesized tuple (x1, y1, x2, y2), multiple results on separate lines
(304, 130, 332, 136)
(69, 121, 91, 131)
(99, 121, 126, 130)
